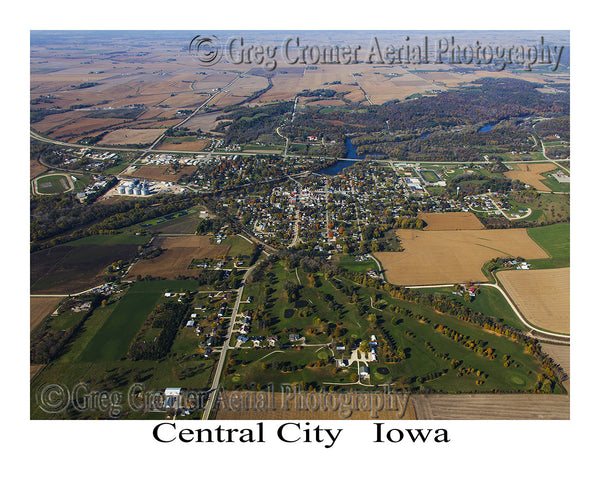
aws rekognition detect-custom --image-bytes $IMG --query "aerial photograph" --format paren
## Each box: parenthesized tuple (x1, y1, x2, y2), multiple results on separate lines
(29, 29, 570, 421)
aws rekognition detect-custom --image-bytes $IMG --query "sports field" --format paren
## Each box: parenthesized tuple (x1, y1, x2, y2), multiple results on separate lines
(375, 228, 548, 285)
(33, 173, 73, 195)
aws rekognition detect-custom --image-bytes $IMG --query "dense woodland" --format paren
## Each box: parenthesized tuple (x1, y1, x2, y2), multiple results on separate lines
(30, 192, 200, 248)
(215, 101, 293, 145)
(127, 301, 190, 360)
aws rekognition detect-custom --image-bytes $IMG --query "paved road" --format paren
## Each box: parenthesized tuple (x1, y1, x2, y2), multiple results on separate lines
(202, 258, 262, 419)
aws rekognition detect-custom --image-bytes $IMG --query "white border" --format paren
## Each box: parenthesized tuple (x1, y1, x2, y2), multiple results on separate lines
(6, 0, 597, 477)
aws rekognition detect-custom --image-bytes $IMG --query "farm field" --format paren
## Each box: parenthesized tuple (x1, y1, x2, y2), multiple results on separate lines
(375, 228, 548, 286)
(412, 393, 569, 419)
(497, 267, 570, 334)
(30, 365, 45, 381)
(503, 162, 556, 192)
(31, 244, 139, 294)
(77, 283, 166, 361)
(182, 111, 230, 133)
(30, 296, 63, 331)
(156, 137, 210, 151)
(526, 222, 570, 268)
(30, 156, 48, 179)
(126, 165, 196, 182)
(125, 235, 229, 279)
(419, 212, 484, 230)
(97, 128, 165, 146)
(142, 214, 200, 235)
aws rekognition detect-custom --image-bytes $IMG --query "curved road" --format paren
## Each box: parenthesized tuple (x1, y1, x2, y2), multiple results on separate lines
(406, 282, 569, 343)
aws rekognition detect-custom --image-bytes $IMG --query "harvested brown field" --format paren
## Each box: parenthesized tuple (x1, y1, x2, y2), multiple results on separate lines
(30, 365, 46, 381)
(31, 244, 140, 294)
(126, 236, 229, 279)
(214, 391, 417, 420)
(497, 267, 570, 334)
(375, 229, 548, 286)
(297, 98, 346, 107)
(158, 92, 210, 108)
(49, 117, 132, 139)
(542, 343, 570, 392)
(32, 110, 90, 134)
(183, 111, 229, 133)
(412, 393, 568, 419)
(30, 157, 47, 179)
(156, 139, 210, 151)
(30, 296, 64, 331)
(97, 128, 165, 146)
(503, 162, 556, 191)
(126, 165, 197, 181)
(419, 212, 484, 230)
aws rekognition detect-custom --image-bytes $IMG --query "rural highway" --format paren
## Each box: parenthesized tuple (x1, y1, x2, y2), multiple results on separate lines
(202, 258, 262, 419)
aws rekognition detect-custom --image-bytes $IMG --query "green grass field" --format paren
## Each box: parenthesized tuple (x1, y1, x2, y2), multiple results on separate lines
(540, 169, 570, 193)
(222, 235, 255, 257)
(508, 192, 570, 225)
(337, 255, 378, 273)
(77, 280, 198, 361)
(527, 223, 570, 268)
(235, 260, 550, 393)
(35, 174, 72, 194)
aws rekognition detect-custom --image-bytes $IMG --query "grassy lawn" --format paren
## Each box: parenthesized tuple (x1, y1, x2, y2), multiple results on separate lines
(222, 235, 255, 258)
(540, 169, 570, 193)
(236, 260, 550, 393)
(337, 255, 378, 273)
(221, 347, 356, 390)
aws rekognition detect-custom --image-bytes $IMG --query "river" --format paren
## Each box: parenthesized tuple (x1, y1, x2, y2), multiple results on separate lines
(319, 138, 364, 176)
